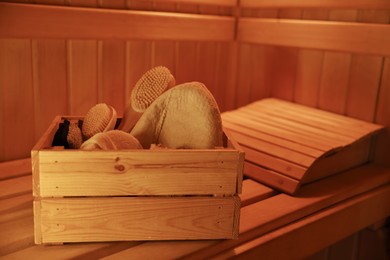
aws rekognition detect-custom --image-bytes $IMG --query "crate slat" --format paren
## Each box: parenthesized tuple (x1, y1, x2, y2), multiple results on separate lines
(36, 196, 240, 243)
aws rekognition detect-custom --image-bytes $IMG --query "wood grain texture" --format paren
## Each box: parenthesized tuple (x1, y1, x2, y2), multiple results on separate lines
(237, 18, 390, 56)
(374, 57, 390, 166)
(175, 164, 390, 260)
(0, 39, 35, 162)
(213, 183, 390, 259)
(294, 10, 329, 107)
(36, 148, 241, 196)
(222, 98, 384, 193)
(0, 3, 235, 41)
(37, 196, 240, 243)
(240, 0, 390, 8)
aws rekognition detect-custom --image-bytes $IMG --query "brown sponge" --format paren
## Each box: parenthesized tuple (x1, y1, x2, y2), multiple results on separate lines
(67, 122, 83, 149)
(130, 82, 223, 149)
(82, 103, 117, 140)
(119, 66, 175, 132)
(80, 130, 142, 150)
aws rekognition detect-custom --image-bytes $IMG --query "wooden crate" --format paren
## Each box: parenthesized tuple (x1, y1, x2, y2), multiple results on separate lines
(32, 116, 244, 244)
(222, 98, 384, 195)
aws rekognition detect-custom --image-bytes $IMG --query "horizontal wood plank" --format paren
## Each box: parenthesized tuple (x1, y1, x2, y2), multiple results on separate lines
(240, 0, 390, 8)
(37, 196, 240, 243)
(119, 164, 390, 259)
(238, 18, 390, 56)
(141, 0, 236, 6)
(0, 3, 235, 41)
(223, 120, 323, 158)
(215, 183, 390, 259)
(37, 149, 241, 196)
(0, 158, 31, 180)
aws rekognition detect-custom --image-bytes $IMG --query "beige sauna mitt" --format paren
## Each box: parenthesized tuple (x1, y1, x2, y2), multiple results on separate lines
(130, 82, 223, 149)
(80, 130, 142, 150)
(119, 66, 176, 132)
(82, 103, 117, 140)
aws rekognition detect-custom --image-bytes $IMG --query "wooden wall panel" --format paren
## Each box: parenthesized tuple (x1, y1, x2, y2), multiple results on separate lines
(100, 40, 126, 115)
(269, 10, 301, 101)
(375, 57, 390, 166)
(32, 40, 68, 139)
(67, 40, 99, 115)
(294, 10, 329, 107)
(0, 40, 35, 161)
(346, 10, 390, 121)
(0, 1, 389, 170)
(318, 10, 358, 114)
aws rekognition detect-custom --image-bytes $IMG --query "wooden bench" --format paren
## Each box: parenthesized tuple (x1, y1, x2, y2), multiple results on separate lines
(1, 159, 389, 258)
(0, 0, 389, 258)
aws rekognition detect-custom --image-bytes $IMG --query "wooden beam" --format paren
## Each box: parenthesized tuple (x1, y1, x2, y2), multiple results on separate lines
(238, 18, 390, 56)
(140, 0, 237, 6)
(241, 0, 390, 9)
(0, 3, 235, 41)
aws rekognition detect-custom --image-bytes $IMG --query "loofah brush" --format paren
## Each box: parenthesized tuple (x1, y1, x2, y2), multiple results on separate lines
(130, 82, 223, 149)
(67, 122, 83, 149)
(80, 130, 142, 150)
(82, 103, 117, 140)
(119, 66, 175, 132)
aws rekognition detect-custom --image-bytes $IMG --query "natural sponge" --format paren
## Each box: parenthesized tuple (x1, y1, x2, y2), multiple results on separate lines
(119, 66, 175, 132)
(80, 130, 142, 150)
(82, 103, 117, 140)
(130, 82, 223, 149)
(67, 122, 83, 149)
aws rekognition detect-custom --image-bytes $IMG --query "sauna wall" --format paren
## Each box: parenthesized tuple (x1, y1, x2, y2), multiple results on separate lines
(0, 0, 389, 169)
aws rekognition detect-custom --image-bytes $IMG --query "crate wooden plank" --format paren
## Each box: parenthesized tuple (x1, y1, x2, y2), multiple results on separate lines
(222, 98, 384, 194)
(35, 149, 241, 197)
(35, 196, 240, 243)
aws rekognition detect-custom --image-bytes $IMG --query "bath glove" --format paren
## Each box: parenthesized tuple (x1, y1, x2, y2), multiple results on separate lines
(130, 82, 223, 149)
(82, 103, 117, 140)
(119, 66, 176, 132)
(67, 122, 83, 149)
(80, 130, 143, 150)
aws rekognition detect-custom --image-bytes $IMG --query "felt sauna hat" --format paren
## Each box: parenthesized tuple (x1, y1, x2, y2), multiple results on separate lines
(119, 66, 176, 132)
(80, 130, 143, 150)
(82, 103, 117, 140)
(130, 81, 223, 149)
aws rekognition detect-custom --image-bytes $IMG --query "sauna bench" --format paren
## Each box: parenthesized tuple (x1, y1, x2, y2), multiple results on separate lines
(1, 158, 389, 259)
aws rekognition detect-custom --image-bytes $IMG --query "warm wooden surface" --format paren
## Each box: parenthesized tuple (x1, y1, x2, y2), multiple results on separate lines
(1, 159, 389, 258)
(222, 98, 383, 194)
(0, 3, 235, 41)
(0, 1, 389, 163)
(238, 18, 390, 56)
